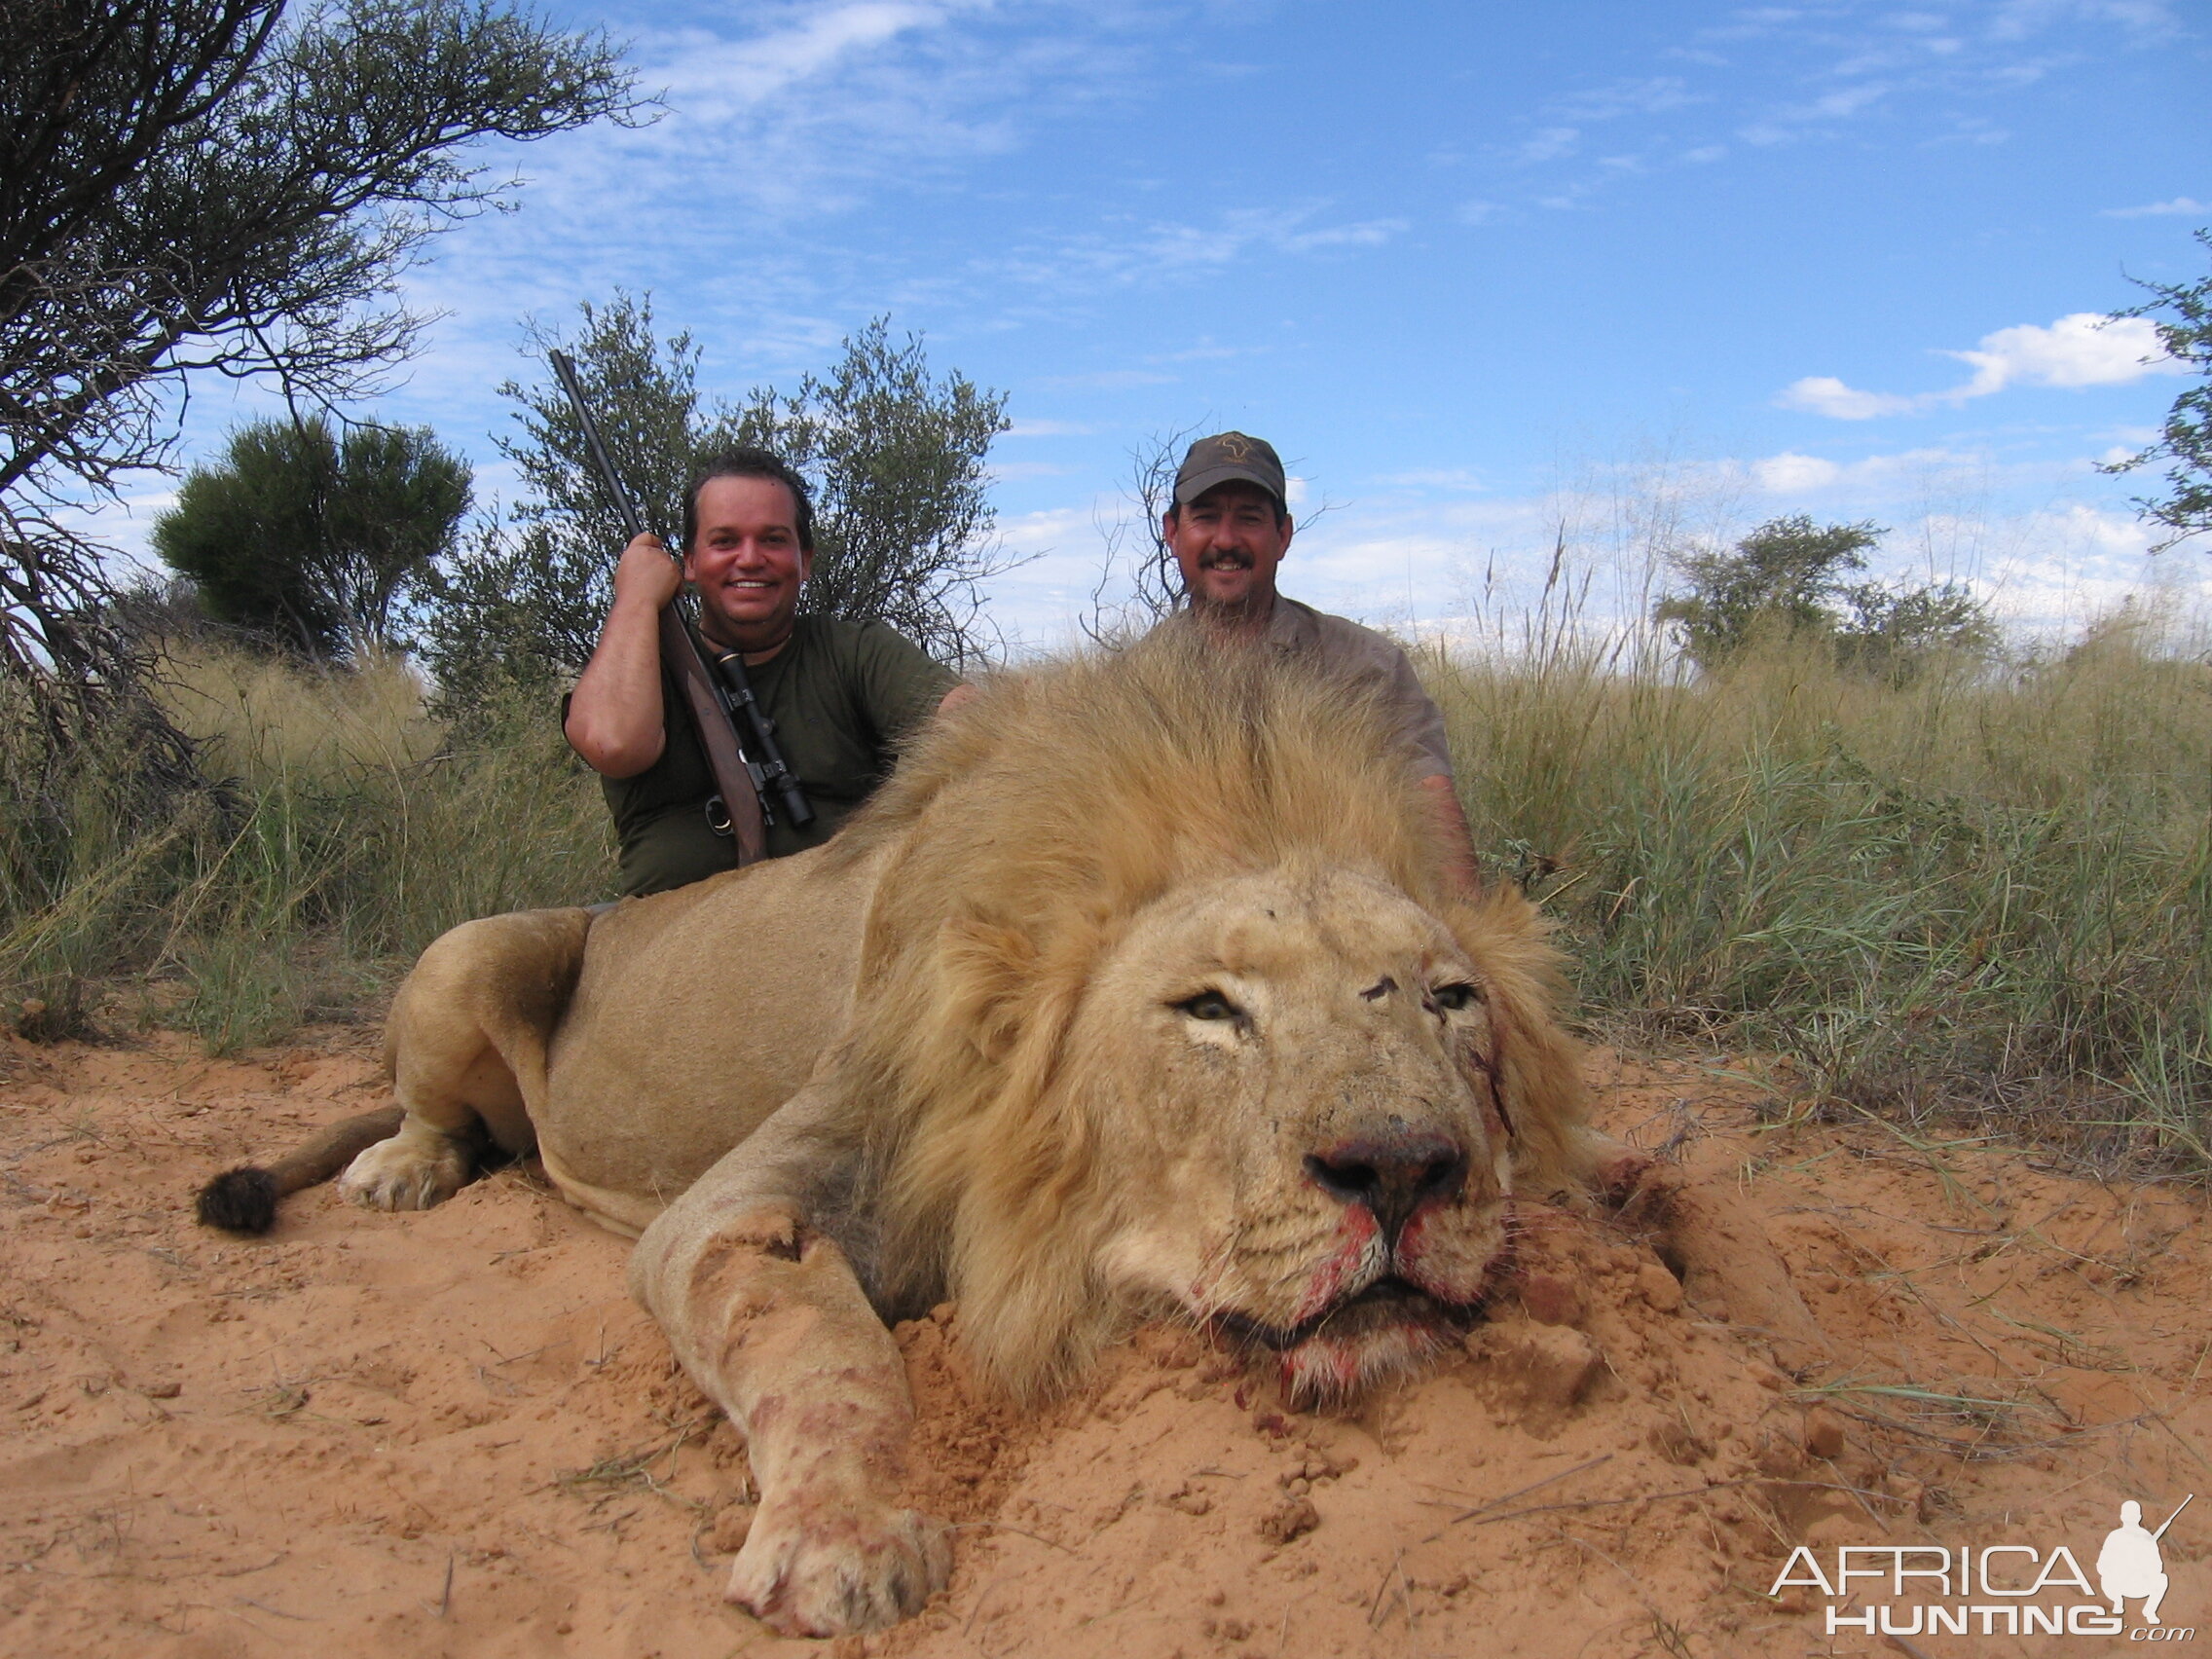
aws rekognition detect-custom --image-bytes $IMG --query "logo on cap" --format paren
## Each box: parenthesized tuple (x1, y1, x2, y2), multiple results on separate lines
(1173, 430, 1287, 508)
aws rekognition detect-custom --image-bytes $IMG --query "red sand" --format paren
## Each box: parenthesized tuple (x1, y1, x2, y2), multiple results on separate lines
(3, 1025, 2206, 1657)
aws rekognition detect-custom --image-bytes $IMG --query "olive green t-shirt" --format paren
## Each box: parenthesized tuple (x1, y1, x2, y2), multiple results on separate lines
(602, 614, 958, 896)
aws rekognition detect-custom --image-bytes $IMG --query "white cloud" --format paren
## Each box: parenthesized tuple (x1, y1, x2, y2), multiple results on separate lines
(1735, 445, 1983, 495)
(68, 482, 179, 580)
(1144, 341, 1260, 364)
(1777, 313, 2180, 418)
(1003, 419, 1097, 437)
(1947, 313, 2177, 393)
(986, 460, 1072, 483)
(2101, 196, 2210, 218)
(1281, 217, 1409, 251)
(1988, 0, 2182, 46)
(653, 3, 959, 113)
(1514, 127, 1581, 164)
(1552, 77, 1699, 121)
(1800, 82, 1891, 119)
(1375, 468, 1488, 493)
(1749, 452, 1843, 492)
(2037, 500, 2156, 557)
(993, 202, 1412, 294)
(1041, 368, 1176, 389)
(1972, 502, 2208, 637)
(1775, 376, 1923, 419)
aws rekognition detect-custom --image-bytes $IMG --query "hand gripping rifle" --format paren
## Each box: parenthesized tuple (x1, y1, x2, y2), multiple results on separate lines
(548, 351, 814, 865)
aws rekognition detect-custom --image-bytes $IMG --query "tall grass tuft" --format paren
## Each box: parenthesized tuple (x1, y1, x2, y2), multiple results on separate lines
(1430, 606, 2212, 1168)
(0, 646, 612, 1053)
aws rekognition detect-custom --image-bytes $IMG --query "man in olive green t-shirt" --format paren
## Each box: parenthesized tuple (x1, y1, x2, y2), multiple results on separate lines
(563, 448, 967, 897)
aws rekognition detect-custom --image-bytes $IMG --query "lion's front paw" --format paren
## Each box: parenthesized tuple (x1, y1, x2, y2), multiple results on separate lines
(725, 1493, 949, 1637)
(336, 1124, 468, 1212)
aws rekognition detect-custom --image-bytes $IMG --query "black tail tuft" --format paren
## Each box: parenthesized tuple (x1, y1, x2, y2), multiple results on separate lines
(196, 1166, 280, 1235)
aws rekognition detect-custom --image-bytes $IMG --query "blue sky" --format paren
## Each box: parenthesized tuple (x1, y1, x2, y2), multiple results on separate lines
(99, 0, 2210, 648)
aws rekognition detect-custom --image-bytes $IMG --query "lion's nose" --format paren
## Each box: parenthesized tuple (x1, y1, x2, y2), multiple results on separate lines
(1304, 1130, 1467, 1239)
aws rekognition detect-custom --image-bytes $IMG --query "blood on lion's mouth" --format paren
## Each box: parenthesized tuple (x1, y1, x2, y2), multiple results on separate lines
(1212, 1273, 1484, 1354)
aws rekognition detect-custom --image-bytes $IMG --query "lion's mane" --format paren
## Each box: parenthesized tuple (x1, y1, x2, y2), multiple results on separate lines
(822, 633, 1587, 1400)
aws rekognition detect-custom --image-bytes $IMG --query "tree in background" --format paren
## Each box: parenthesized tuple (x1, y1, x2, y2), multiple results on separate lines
(414, 296, 718, 709)
(1655, 514, 1993, 678)
(1829, 576, 1997, 681)
(154, 415, 470, 658)
(419, 296, 1011, 709)
(0, 0, 637, 745)
(2103, 227, 2212, 552)
(1082, 424, 1201, 640)
(740, 317, 1011, 661)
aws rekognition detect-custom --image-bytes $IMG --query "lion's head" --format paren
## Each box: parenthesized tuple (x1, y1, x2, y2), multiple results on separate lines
(826, 634, 1595, 1402)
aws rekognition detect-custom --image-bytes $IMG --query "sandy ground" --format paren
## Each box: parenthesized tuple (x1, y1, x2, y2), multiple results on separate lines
(3, 1024, 2208, 1659)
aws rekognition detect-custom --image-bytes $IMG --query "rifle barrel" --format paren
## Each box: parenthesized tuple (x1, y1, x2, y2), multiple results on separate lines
(2154, 1493, 2194, 1541)
(547, 350, 646, 543)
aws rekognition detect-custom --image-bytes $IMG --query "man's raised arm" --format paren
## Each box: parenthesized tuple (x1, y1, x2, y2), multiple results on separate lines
(564, 534, 682, 779)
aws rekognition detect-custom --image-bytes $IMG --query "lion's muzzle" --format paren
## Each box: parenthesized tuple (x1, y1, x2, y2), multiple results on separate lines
(1303, 1126, 1468, 1244)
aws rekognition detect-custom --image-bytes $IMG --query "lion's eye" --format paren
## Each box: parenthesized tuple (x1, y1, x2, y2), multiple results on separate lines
(1431, 982, 1482, 1013)
(1176, 990, 1241, 1022)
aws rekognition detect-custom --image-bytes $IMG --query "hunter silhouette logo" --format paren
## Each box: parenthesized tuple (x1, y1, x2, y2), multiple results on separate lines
(2101, 1497, 2190, 1627)
(1770, 1493, 2195, 1640)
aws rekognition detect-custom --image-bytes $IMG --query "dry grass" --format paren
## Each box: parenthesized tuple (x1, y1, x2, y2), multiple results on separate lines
(4, 615, 2206, 1166)
(1428, 606, 2212, 1168)
(1, 644, 612, 1051)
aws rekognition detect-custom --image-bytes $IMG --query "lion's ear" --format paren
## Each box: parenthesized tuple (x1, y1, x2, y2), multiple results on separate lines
(936, 916, 1039, 1064)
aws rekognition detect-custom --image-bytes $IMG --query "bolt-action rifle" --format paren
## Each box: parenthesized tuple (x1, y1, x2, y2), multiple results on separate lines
(548, 351, 814, 865)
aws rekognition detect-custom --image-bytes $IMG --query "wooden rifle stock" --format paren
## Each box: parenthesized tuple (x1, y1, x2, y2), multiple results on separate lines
(549, 350, 767, 866)
(658, 606, 766, 864)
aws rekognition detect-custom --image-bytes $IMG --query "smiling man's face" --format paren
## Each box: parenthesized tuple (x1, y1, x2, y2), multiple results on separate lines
(1164, 480, 1293, 627)
(683, 474, 811, 658)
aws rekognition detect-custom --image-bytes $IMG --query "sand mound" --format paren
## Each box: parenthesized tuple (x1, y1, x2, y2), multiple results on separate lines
(2, 1028, 2204, 1656)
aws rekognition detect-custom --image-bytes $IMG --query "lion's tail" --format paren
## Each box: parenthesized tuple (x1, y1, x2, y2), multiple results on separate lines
(194, 1106, 407, 1235)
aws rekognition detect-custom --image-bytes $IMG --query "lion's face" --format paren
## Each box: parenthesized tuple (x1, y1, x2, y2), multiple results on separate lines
(1069, 866, 1520, 1399)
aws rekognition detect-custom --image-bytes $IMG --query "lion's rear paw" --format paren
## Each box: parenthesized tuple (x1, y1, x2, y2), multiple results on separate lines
(725, 1497, 949, 1637)
(337, 1124, 468, 1212)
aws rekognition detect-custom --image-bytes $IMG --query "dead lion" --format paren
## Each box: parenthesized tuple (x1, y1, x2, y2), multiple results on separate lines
(200, 636, 1636, 1637)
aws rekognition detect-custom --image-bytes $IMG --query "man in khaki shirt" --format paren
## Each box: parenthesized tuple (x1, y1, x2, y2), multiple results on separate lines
(1158, 431, 1480, 892)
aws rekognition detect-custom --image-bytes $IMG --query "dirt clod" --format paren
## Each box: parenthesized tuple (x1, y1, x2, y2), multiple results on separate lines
(1257, 1494, 1319, 1544)
(1483, 1320, 1604, 1409)
(1802, 1404, 1847, 1460)
(707, 1502, 756, 1553)
(1517, 1269, 1583, 1326)
(1634, 1260, 1684, 1312)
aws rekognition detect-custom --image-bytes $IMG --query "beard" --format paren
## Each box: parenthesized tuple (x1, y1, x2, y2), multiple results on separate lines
(1189, 556, 1272, 629)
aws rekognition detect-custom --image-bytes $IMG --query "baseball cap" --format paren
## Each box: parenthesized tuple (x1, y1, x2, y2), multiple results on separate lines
(1172, 431, 1288, 511)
